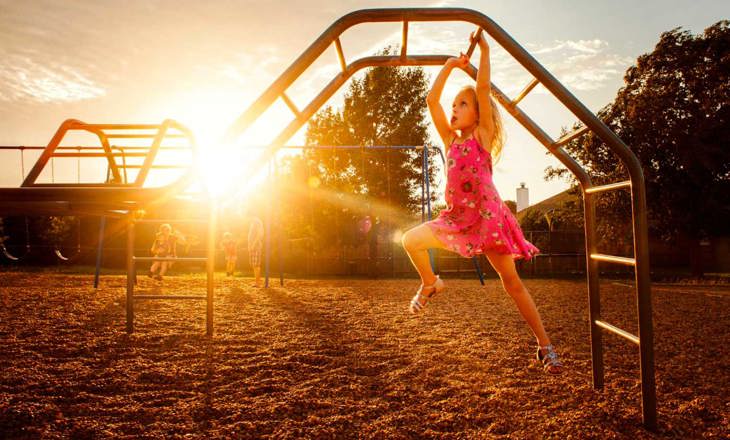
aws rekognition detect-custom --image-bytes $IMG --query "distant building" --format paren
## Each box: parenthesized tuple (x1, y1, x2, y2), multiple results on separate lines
(516, 188, 581, 230)
(516, 182, 529, 212)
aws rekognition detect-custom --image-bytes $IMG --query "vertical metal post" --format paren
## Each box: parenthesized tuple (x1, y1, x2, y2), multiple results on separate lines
(424, 147, 433, 221)
(387, 147, 393, 277)
(472, 257, 485, 285)
(277, 157, 284, 286)
(529, 231, 536, 276)
(93, 216, 106, 289)
(423, 147, 435, 271)
(583, 192, 604, 388)
(264, 159, 271, 288)
(420, 147, 426, 223)
(631, 184, 657, 430)
(126, 217, 135, 333)
(206, 200, 216, 337)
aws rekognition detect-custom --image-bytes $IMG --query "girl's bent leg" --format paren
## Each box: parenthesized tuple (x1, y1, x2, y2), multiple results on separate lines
(401, 222, 449, 285)
(485, 250, 551, 347)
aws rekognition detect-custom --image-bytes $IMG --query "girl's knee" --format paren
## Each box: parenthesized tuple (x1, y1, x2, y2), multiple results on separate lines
(401, 229, 417, 251)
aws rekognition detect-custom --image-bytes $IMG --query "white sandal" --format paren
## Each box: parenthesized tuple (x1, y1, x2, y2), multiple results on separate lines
(409, 275, 445, 314)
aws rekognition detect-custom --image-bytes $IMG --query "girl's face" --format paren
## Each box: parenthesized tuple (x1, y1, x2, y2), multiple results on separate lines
(160, 225, 171, 236)
(450, 89, 478, 131)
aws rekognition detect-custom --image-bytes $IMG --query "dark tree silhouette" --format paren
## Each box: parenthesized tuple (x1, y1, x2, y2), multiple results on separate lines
(546, 21, 730, 258)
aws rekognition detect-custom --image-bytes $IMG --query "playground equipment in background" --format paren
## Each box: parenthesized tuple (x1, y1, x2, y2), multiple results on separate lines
(0, 146, 82, 263)
(0, 119, 217, 336)
(253, 144, 486, 287)
(0, 8, 656, 430)
(221, 8, 657, 431)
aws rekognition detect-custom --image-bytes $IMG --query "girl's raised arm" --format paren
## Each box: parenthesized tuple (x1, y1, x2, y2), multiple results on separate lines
(472, 31, 496, 148)
(427, 54, 467, 149)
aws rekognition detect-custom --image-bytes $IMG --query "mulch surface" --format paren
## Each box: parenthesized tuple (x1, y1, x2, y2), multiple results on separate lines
(0, 271, 728, 439)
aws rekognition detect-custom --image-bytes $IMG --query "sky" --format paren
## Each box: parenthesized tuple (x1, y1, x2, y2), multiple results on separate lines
(0, 0, 726, 205)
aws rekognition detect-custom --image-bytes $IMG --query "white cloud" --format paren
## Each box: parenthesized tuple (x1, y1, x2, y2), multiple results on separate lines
(516, 39, 633, 92)
(0, 53, 106, 103)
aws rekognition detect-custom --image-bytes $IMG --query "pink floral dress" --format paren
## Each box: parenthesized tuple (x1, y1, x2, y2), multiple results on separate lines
(426, 136, 540, 260)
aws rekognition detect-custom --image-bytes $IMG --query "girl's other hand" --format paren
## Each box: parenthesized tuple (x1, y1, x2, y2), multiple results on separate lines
(470, 30, 489, 51)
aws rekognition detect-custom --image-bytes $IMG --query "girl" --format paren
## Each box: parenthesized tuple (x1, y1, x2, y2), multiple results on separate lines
(400, 31, 563, 375)
(148, 223, 177, 281)
(221, 231, 238, 276)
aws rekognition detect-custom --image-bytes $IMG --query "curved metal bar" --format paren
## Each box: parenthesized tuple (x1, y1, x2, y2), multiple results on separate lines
(221, 8, 654, 430)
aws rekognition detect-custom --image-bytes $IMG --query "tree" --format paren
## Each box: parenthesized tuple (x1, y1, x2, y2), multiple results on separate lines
(546, 21, 730, 257)
(295, 47, 438, 260)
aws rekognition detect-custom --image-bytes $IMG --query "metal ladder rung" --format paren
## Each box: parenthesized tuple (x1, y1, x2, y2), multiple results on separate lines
(121, 164, 188, 169)
(52, 152, 148, 158)
(590, 253, 636, 266)
(133, 256, 208, 262)
(103, 133, 189, 139)
(553, 125, 590, 147)
(334, 37, 347, 72)
(595, 319, 640, 345)
(134, 295, 206, 300)
(280, 93, 301, 117)
(585, 180, 631, 194)
(511, 78, 539, 106)
(400, 21, 408, 58)
(465, 27, 483, 58)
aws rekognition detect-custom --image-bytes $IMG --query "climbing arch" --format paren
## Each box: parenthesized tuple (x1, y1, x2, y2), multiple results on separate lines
(223, 8, 657, 430)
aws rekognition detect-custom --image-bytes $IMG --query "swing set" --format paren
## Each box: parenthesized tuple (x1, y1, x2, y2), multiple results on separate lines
(0, 8, 656, 429)
(248, 143, 487, 285)
(0, 145, 83, 262)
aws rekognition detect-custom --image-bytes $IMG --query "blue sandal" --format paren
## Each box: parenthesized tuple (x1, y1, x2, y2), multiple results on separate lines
(536, 344, 563, 375)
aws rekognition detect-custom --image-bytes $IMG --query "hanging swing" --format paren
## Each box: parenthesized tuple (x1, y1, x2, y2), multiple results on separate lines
(2, 150, 32, 261)
(54, 217, 83, 262)
(54, 150, 85, 262)
(1, 217, 31, 262)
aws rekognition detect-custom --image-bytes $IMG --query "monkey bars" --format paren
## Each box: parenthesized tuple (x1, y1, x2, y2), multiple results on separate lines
(0, 119, 199, 217)
(223, 7, 656, 430)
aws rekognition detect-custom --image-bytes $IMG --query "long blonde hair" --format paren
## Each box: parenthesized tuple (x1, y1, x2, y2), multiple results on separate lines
(461, 85, 505, 163)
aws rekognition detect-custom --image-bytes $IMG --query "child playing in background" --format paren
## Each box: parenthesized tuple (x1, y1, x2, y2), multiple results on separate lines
(247, 215, 264, 287)
(221, 231, 238, 276)
(148, 223, 177, 281)
(400, 31, 563, 374)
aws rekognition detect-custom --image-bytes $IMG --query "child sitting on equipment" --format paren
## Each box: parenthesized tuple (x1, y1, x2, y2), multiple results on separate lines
(221, 231, 238, 276)
(148, 223, 177, 281)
